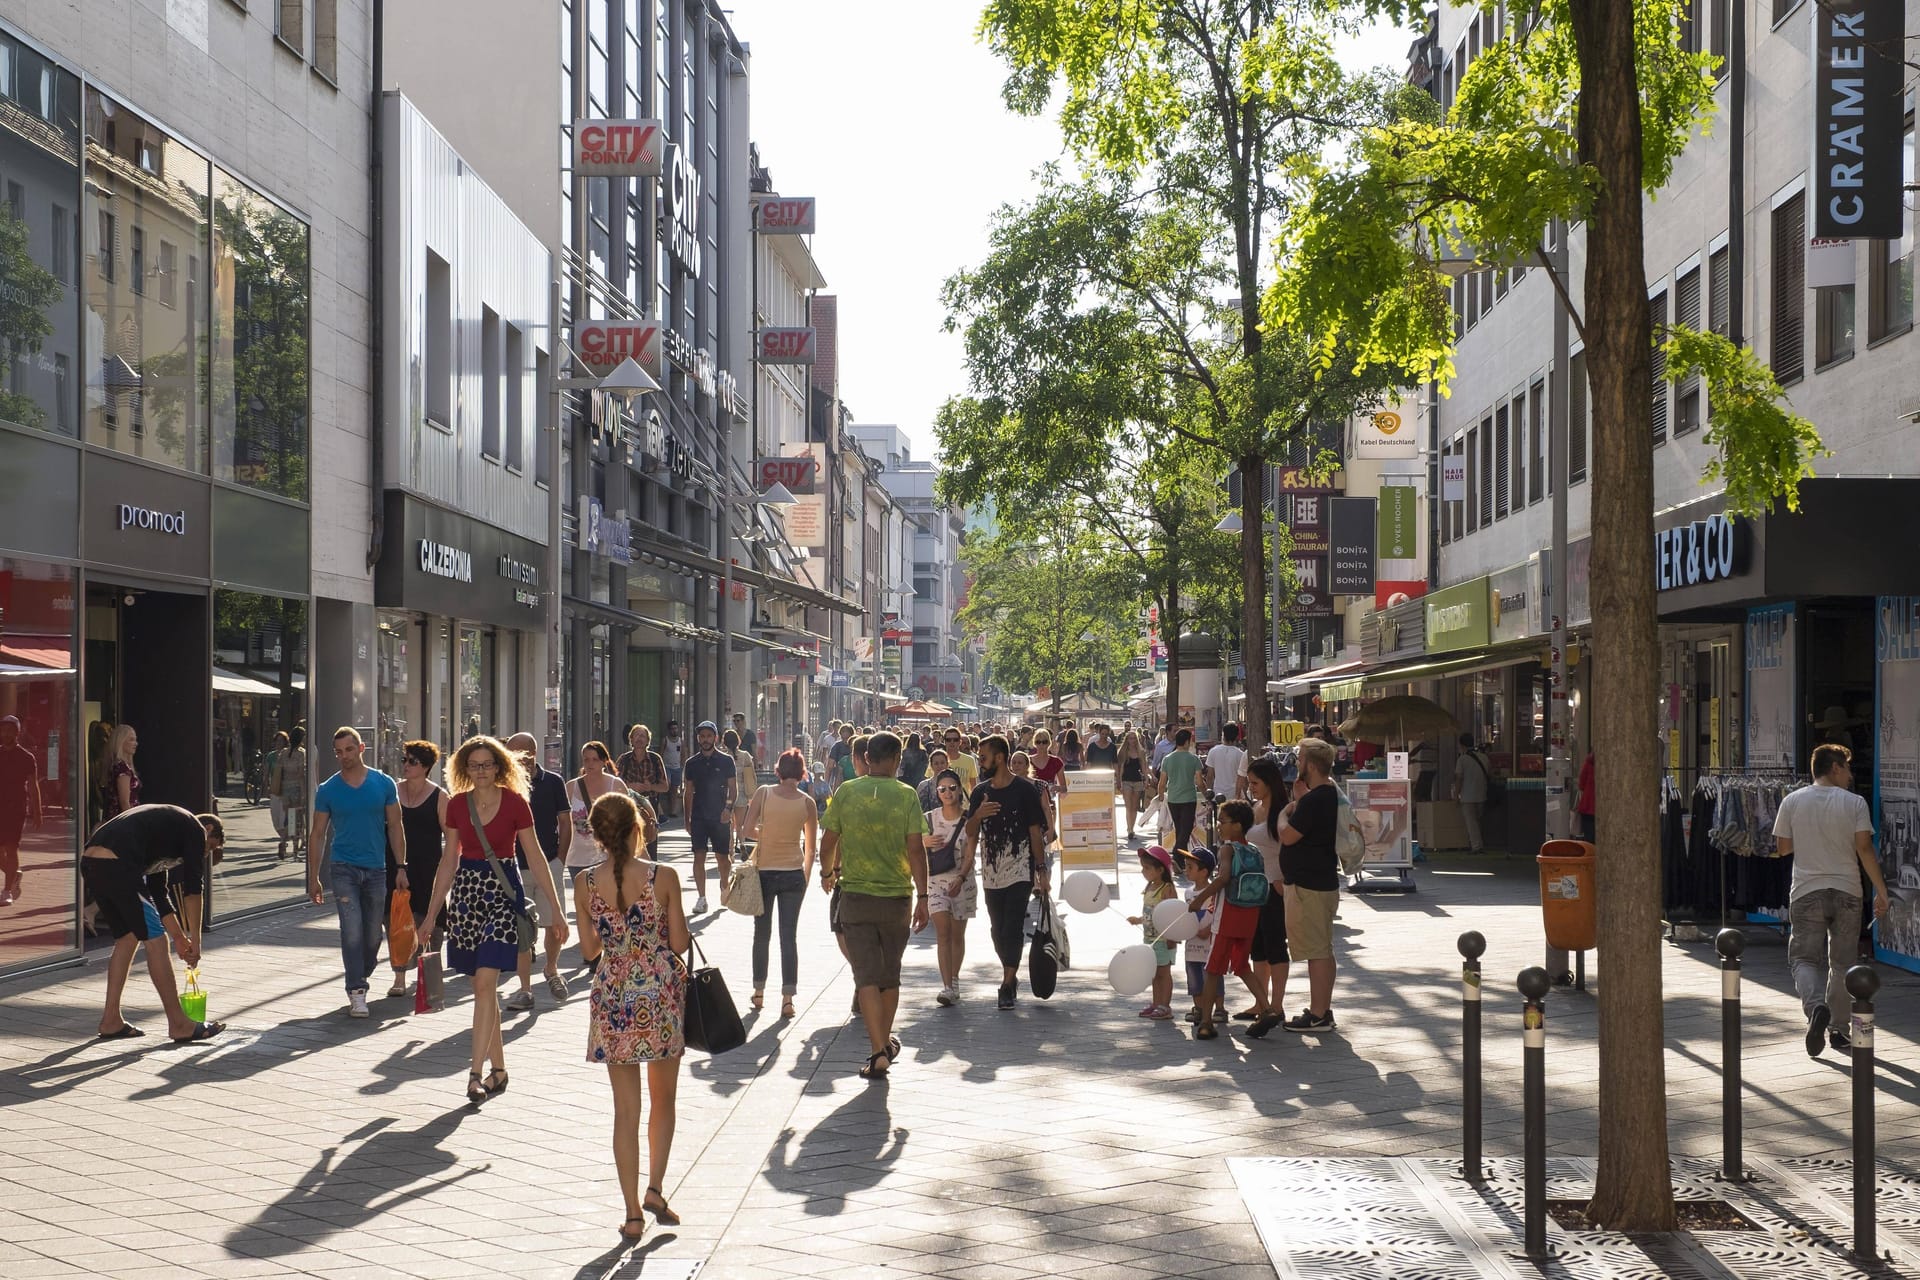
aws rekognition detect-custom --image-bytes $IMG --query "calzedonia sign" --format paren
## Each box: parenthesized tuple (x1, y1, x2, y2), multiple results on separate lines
(1655, 514, 1749, 592)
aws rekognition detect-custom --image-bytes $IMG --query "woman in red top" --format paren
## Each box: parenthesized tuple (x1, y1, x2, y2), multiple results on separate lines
(419, 735, 570, 1105)
(1575, 751, 1597, 843)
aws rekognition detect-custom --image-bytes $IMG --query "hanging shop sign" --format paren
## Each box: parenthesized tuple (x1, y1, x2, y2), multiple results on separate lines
(751, 195, 817, 235)
(1353, 405, 1419, 460)
(577, 496, 632, 565)
(1375, 579, 1427, 611)
(573, 118, 663, 178)
(1277, 466, 1341, 495)
(1488, 559, 1540, 645)
(1441, 456, 1466, 503)
(1424, 577, 1490, 654)
(1654, 513, 1749, 592)
(1287, 553, 1332, 618)
(663, 143, 703, 275)
(755, 327, 817, 364)
(754, 455, 817, 494)
(1328, 496, 1377, 596)
(577, 319, 664, 382)
(1286, 492, 1328, 554)
(1812, 0, 1903, 239)
(1377, 485, 1419, 560)
(1807, 237, 1856, 288)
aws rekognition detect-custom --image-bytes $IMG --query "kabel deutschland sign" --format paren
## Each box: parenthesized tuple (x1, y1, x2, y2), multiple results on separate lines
(1812, 1, 1901, 239)
(574, 119, 663, 178)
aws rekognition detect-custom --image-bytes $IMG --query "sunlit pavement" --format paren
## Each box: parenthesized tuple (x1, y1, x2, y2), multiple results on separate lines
(2, 812, 1917, 1280)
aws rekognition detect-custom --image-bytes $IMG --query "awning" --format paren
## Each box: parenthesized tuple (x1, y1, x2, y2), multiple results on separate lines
(1360, 641, 1546, 690)
(632, 532, 861, 616)
(213, 667, 283, 696)
(1269, 658, 1367, 698)
(0, 643, 71, 670)
(732, 631, 814, 659)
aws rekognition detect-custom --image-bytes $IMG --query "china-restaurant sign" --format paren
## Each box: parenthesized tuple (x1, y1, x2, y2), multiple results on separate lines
(574, 119, 663, 178)
(576, 319, 663, 381)
(751, 195, 816, 235)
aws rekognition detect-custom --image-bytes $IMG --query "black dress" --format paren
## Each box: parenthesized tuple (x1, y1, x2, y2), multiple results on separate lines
(400, 788, 445, 922)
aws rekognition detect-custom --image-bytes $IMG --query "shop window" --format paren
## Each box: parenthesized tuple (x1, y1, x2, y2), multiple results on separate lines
(1815, 278, 1855, 367)
(212, 170, 310, 500)
(0, 559, 79, 972)
(481, 305, 502, 460)
(1648, 288, 1668, 444)
(1869, 109, 1915, 341)
(210, 589, 307, 919)
(1674, 265, 1701, 431)
(83, 89, 209, 473)
(506, 324, 526, 472)
(1771, 191, 1805, 383)
(425, 250, 452, 429)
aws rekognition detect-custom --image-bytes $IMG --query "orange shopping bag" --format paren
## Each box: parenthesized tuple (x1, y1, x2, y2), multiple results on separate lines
(389, 893, 418, 967)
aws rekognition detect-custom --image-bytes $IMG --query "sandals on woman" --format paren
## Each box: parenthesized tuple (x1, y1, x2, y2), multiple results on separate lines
(484, 1067, 509, 1096)
(466, 1071, 488, 1104)
(750, 990, 765, 1012)
(620, 1215, 647, 1240)
(780, 997, 795, 1020)
(885, 1035, 902, 1063)
(858, 1051, 891, 1080)
(1194, 1024, 1220, 1041)
(644, 1186, 680, 1226)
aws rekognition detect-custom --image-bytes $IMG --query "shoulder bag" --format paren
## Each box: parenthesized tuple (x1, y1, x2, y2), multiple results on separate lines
(722, 788, 766, 916)
(681, 933, 746, 1054)
(1028, 893, 1062, 999)
(926, 813, 960, 876)
(467, 792, 540, 952)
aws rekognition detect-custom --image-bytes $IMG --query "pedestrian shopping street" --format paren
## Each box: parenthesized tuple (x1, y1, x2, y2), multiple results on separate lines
(2, 816, 1915, 1280)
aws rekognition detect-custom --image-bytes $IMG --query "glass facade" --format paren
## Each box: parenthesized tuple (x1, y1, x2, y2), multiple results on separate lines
(0, 559, 77, 972)
(212, 170, 310, 498)
(0, 32, 81, 439)
(208, 589, 307, 919)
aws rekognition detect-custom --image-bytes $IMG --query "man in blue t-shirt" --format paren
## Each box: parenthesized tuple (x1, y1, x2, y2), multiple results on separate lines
(308, 727, 403, 1017)
(681, 720, 737, 915)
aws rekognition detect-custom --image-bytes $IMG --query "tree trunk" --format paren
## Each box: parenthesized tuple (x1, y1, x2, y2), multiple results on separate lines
(1238, 455, 1269, 748)
(1569, 0, 1675, 1232)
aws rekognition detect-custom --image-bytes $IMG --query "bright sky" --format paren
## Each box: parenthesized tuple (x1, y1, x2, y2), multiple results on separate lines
(726, 3, 1415, 462)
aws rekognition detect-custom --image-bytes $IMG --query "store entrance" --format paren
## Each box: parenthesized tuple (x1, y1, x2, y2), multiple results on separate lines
(84, 584, 210, 826)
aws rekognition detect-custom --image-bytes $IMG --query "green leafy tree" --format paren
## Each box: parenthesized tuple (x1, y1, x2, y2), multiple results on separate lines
(0, 205, 63, 431)
(1271, 0, 1827, 1230)
(979, 1, 1406, 750)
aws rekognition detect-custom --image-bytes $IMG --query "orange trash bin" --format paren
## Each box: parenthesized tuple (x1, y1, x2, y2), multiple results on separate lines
(1537, 839, 1596, 952)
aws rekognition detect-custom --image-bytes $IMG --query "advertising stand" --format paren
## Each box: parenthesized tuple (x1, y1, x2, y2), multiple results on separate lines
(1057, 768, 1120, 889)
(1345, 777, 1416, 891)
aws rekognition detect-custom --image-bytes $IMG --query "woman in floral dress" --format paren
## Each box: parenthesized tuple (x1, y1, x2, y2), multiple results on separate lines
(575, 790, 689, 1241)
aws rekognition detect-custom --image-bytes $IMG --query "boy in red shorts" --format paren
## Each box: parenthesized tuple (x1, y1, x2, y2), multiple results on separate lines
(1186, 800, 1265, 1041)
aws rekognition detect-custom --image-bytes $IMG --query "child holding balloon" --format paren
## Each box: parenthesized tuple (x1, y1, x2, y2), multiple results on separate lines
(1126, 846, 1179, 1019)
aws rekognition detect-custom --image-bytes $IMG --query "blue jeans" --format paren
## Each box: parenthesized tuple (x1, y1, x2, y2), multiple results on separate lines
(752, 869, 807, 994)
(330, 862, 387, 995)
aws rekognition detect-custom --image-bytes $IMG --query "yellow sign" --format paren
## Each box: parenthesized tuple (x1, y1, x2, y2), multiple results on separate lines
(1057, 768, 1117, 869)
(1272, 719, 1306, 746)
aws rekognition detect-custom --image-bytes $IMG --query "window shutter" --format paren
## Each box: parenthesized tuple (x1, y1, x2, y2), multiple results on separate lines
(1569, 351, 1588, 484)
(1772, 193, 1805, 383)
(1675, 268, 1702, 433)
(1649, 290, 1668, 444)
(1494, 404, 1510, 519)
(1709, 246, 1731, 337)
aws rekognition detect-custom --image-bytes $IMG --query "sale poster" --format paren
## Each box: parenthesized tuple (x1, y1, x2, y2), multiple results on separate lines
(1876, 597, 1920, 967)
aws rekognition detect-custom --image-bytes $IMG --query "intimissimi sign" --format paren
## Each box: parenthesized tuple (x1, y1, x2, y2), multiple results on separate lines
(1813, 0, 1902, 239)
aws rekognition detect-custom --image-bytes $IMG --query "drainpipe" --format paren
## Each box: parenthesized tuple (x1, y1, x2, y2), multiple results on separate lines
(365, 0, 385, 571)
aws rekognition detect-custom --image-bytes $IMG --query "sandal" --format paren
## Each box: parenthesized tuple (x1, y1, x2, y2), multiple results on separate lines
(884, 1035, 902, 1063)
(484, 1067, 509, 1096)
(780, 997, 795, 1020)
(466, 1071, 488, 1104)
(1195, 1024, 1220, 1041)
(169, 1021, 226, 1045)
(857, 1051, 891, 1080)
(751, 990, 765, 1012)
(97, 1024, 145, 1041)
(545, 971, 569, 999)
(644, 1186, 681, 1226)
(620, 1215, 647, 1240)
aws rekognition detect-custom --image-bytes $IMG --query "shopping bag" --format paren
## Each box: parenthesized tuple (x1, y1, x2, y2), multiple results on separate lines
(1028, 895, 1063, 999)
(1145, 795, 1170, 833)
(179, 968, 208, 1023)
(681, 937, 746, 1054)
(389, 893, 418, 966)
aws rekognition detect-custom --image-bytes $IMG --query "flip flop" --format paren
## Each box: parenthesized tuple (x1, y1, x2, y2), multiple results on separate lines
(170, 1020, 226, 1045)
(96, 1024, 144, 1041)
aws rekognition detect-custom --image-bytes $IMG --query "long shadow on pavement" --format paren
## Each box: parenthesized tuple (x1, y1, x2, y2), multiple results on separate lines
(761, 1087, 907, 1213)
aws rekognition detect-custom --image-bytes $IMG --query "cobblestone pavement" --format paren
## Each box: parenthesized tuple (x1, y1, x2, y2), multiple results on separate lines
(2, 819, 1916, 1280)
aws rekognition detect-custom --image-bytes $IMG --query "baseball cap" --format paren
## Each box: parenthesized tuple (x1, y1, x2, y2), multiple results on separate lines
(0, 715, 18, 729)
(1139, 845, 1175, 877)
(696, 720, 718, 732)
(1175, 846, 1217, 874)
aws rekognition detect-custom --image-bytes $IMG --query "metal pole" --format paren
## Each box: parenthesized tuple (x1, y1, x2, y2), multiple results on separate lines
(1518, 966, 1551, 1262)
(1848, 964, 1880, 1262)
(1715, 927, 1747, 1181)
(1546, 221, 1571, 845)
(1458, 931, 1485, 1183)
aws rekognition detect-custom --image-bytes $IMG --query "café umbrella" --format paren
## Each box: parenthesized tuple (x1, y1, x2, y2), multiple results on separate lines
(1338, 695, 1458, 747)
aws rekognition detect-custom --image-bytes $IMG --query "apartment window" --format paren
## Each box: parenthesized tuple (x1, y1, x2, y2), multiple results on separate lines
(505, 324, 525, 471)
(51, 203, 71, 286)
(481, 305, 502, 460)
(4, 181, 18, 220)
(1495, 268, 1509, 302)
(54, 354, 70, 432)
(1675, 265, 1702, 432)
(97, 209, 114, 281)
(1452, 277, 1465, 339)
(425, 251, 452, 428)
(1466, 425, 1480, 533)
(1649, 288, 1669, 444)
(1494, 403, 1511, 519)
(1681, 0, 1702, 54)
(1709, 244, 1731, 336)
(1815, 277, 1855, 366)
(1506, 395, 1525, 511)
(1771, 192, 1805, 383)
(1869, 111, 1916, 341)
(1467, 270, 1482, 328)
(313, 0, 338, 83)
(534, 348, 551, 486)
(158, 240, 176, 307)
(130, 226, 146, 294)
(1710, 0, 1729, 64)
(1528, 380, 1546, 503)
(277, 0, 305, 55)
(1478, 417, 1493, 528)
(1569, 351, 1589, 484)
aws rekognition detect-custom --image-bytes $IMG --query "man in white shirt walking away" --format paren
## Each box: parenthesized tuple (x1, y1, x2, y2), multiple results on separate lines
(1202, 723, 1249, 801)
(1772, 744, 1890, 1058)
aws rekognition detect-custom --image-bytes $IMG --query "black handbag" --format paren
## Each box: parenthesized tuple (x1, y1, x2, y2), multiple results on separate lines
(927, 821, 960, 876)
(1028, 893, 1061, 999)
(680, 934, 746, 1054)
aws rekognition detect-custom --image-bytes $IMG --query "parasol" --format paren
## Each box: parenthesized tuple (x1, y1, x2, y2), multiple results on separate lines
(1337, 695, 1458, 746)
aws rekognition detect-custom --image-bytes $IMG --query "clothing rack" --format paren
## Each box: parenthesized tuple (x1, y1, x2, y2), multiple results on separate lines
(1671, 767, 1804, 936)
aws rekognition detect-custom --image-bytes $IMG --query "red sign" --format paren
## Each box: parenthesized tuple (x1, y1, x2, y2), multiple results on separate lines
(755, 327, 817, 364)
(574, 119, 663, 177)
(1375, 579, 1428, 610)
(752, 196, 817, 235)
(575, 320, 664, 381)
(753, 455, 817, 494)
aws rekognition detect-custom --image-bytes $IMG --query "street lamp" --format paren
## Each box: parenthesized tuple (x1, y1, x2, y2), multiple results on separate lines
(1214, 512, 1243, 534)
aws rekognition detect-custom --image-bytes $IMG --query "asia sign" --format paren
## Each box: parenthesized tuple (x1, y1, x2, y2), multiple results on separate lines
(751, 196, 816, 235)
(753, 455, 817, 495)
(1353, 406, 1418, 460)
(755, 327, 817, 364)
(576, 319, 663, 381)
(573, 119, 663, 177)
(1812, 0, 1903, 239)
(1328, 496, 1377, 596)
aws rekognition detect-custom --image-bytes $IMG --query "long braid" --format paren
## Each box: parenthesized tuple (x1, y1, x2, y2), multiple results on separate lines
(589, 791, 640, 913)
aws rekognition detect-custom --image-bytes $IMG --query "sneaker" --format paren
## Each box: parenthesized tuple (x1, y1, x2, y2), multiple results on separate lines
(348, 991, 370, 1019)
(935, 986, 955, 1007)
(1145, 1005, 1174, 1020)
(1806, 1004, 1831, 1058)
(1551, 971, 1576, 988)
(997, 982, 1015, 1010)
(1246, 1011, 1285, 1039)
(693, 895, 709, 915)
(1830, 1030, 1852, 1055)
(1283, 1009, 1335, 1033)
(504, 989, 536, 1013)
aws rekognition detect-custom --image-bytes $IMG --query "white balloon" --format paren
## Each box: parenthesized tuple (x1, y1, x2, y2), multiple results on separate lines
(1063, 871, 1109, 914)
(1156, 911, 1200, 945)
(1108, 944, 1159, 997)
(1151, 898, 1188, 935)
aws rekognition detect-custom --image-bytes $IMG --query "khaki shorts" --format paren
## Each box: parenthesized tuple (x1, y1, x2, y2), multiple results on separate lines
(1285, 884, 1340, 962)
(839, 891, 912, 991)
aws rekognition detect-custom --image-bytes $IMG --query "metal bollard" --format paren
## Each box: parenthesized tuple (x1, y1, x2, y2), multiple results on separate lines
(1458, 931, 1486, 1183)
(1517, 966, 1552, 1262)
(1848, 964, 1880, 1263)
(1716, 928, 1747, 1181)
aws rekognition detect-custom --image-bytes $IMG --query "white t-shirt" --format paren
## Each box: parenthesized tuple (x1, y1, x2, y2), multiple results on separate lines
(1245, 802, 1285, 884)
(1773, 783, 1872, 902)
(1183, 885, 1216, 963)
(1203, 744, 1248, 794)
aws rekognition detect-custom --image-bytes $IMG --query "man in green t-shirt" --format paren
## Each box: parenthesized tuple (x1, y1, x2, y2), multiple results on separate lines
(1156, 729, 1203, 852)
(821, 731, 929, 1080)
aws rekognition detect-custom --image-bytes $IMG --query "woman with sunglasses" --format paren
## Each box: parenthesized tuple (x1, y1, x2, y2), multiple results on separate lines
(741, 748, 817, 1018)
(418, 736, 569, 1105)
(396, 740, 448, 1007)
(566, 742, 635, 876)
(923, 768, 975, 1006)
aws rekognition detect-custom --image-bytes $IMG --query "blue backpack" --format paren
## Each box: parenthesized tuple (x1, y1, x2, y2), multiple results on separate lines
(1225, 840, 1270, 908)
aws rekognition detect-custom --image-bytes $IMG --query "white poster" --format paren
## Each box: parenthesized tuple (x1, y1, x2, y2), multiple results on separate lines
(1745, 603, 1796, 770)
(1353, 403, 1420, 460)
(1876, 596, 1920, 964)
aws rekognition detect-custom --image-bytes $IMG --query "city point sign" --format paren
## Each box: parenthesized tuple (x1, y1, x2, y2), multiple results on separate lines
(574, 119, 663, 178)
(576, 319, 664, 382)
(751, 195, 816, 235)
(753, 455, 817, 495)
